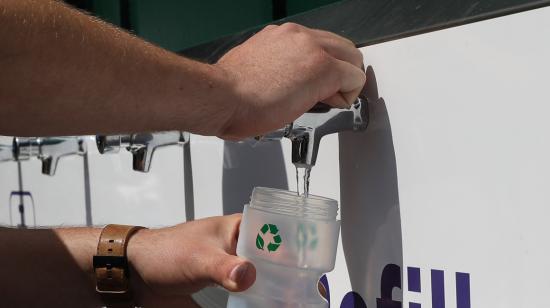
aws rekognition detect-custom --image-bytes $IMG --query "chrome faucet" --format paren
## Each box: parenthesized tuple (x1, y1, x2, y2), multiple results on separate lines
(96, 131, 189, 172)
(258, 96, 369, 168)
(13, 137, 87, 176)
(0, 144, 15, 162)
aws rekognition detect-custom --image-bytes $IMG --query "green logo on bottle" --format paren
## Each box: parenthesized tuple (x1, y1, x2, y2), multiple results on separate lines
(297, 223, 318, 250)
(256, 223, 282, 252)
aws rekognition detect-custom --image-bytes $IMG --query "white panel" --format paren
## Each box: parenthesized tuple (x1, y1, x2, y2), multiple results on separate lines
(21, 154, 86, 226)
(337, 6, 550, 308)
(191, 135, 225, 219)
(87, 137, 187, 227)
(0, 136, 87, 227)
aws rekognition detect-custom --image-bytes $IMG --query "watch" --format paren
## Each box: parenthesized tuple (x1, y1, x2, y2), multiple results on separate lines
(93, 224, 145, 304)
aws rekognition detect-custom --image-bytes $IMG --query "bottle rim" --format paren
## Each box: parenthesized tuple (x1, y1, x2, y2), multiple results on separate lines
(249, 187, 338, 221)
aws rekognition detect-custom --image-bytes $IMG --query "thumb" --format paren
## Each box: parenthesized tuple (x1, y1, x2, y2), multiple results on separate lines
(206, 253, 256, 292)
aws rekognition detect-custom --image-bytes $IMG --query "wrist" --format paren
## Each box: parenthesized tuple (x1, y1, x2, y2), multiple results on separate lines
(207, 62, 244, 138)
(125, 228, 160, 305)
(126, 227, 151, 286)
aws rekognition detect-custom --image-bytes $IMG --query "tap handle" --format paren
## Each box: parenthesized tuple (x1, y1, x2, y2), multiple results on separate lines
(308, 102, 332, 113)
(254, 124, 293, 142)
(96, 134, 134, 154)
(13, 137, 40, 160)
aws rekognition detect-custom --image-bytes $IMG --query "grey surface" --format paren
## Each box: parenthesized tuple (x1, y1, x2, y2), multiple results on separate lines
(184, 141, 195, 221)
(222, 140, 288, 215)
(339, 67, 403, 302)
(83, 152, 93, 226)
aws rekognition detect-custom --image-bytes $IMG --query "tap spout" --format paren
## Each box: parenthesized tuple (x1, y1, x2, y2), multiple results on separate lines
(96, 131, 189, 172)
(13, 137, 87, 176)
(291, 96, 368, 168)
(255, 96, 368, 168)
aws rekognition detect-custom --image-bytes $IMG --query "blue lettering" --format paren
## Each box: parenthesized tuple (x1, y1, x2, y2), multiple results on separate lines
(321, 265, 470, 308)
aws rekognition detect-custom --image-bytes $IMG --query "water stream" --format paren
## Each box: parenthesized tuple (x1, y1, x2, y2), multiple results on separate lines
(295, 166, 312, 198)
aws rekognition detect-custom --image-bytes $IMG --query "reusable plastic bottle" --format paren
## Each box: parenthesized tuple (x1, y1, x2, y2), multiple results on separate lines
(227, 187, 340, 308)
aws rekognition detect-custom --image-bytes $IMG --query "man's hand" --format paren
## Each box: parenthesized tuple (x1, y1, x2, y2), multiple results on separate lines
(215, 23, 366, 139)
(0, 215, 252, 307)
(128, 214, 255, 302)
(0, 2, 365, 141)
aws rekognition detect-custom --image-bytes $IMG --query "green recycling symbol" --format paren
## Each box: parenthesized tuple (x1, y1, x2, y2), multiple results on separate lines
(256, 223, 282, 252)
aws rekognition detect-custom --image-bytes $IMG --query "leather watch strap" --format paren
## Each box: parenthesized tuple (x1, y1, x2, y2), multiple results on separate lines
(94, 224, 145, 305)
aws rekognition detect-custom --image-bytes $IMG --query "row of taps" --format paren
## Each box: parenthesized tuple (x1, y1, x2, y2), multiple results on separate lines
(0, 96, 368, 175)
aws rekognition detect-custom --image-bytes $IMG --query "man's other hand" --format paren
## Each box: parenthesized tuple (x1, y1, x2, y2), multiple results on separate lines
(214, 23, 366, 140)
(128, 214, 255, 302)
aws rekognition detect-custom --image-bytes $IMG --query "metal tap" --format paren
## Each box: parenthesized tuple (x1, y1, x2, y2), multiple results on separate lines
(96, 131, 189, 172)
(13, 137, 87, 176)
(258, 96, 369, 168)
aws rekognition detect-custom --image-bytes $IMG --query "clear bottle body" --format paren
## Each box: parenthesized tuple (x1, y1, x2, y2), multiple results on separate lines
(227, 187, 340, 308)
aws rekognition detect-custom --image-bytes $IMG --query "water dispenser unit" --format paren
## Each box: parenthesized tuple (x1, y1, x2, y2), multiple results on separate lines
(12, 137, 87, 176)
(96, 131, 189, 172)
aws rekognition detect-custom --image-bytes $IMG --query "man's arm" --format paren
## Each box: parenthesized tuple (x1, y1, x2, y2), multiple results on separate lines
(0, 0, 236, 137)
(0, 227, 103, 307)
(0, 0, 365, 139)
(0, 214, 252, 307)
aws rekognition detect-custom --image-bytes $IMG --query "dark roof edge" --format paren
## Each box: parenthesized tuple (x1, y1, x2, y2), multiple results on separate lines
(180, 0, 550, 62)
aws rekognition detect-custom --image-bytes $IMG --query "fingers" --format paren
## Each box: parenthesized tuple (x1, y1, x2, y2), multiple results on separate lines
(309, 28, 365, 104)
(334, 58, 365, 98)
(205, 215, 255, 291)
(226, 259, 256, 291)
(310, 28, 355, 48)
(272, 23, 365, 107)
(321, 58, 366, 108)
(264, 23, 362, 69)
(309, 29, 363, 69)
(210, 214, 255, 291)
(320, 37, 363, 68)
(205, 253, 256, 292)
(169, 214, 253, 294)
(213, 213, 242, 253)
(323, 93, 351, 109)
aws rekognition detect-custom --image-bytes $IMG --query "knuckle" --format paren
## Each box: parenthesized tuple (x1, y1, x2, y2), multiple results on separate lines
(221, 215, 241, 246)
(230, 213, 243, 219)
(211, 253, 228, 269)
(296, 32, 319, 50)
(262, 24, 277, 31)
(280, 22, 303, 33)
(343, 37, 356, 47)
(353, 48, 364, 66)
(310, 49, 331, 67)
(229, 217, 241, 235)
(300, 50, 332, 80)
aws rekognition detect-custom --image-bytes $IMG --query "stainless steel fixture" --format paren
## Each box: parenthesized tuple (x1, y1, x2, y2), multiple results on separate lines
(13, 137, 87, 176)
(257, 97, 369, 168)
(96, 131, 189, 172)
